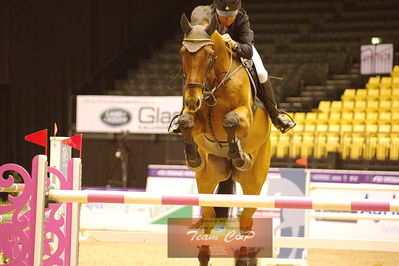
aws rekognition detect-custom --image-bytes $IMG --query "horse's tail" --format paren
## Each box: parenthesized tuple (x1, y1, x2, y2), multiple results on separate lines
(214, 176, 235, 218)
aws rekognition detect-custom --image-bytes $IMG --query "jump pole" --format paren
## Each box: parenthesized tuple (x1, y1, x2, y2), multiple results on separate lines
(47, 190, 399, 212)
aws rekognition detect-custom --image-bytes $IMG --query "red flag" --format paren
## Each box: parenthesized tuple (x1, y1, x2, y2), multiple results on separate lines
(62, 134, 83, 158)
(296, 157, 308, 168)
(24, 129, 48, 156)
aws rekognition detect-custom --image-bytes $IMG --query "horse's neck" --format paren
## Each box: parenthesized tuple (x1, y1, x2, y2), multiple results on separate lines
(213, 37, 239, 75)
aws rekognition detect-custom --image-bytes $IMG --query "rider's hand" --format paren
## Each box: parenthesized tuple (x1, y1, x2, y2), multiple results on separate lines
(222, 34, 238, 50)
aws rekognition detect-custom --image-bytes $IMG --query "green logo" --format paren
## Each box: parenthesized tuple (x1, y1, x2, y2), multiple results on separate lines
(101, 109, 131, 126)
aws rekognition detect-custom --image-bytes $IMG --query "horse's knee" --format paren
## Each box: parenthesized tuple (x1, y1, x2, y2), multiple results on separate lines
(178, 113, 194, 130)
(223, 111, 240, 129)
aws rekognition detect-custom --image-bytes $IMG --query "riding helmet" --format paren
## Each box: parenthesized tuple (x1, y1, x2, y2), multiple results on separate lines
(213, 0, 241, 11)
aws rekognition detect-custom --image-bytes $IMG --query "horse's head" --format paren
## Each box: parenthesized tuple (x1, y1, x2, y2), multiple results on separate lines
(180, 13, 218, 112)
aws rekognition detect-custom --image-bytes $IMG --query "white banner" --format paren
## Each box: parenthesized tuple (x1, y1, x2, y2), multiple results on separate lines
(76, 95, 182, 134)
(361, 44, 393, 75)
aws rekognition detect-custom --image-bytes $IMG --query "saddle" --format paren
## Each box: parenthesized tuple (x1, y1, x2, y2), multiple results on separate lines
(241, 58, 266, 111)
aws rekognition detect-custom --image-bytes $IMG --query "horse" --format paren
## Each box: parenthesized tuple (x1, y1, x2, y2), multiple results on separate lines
(177, 12, 272, 265)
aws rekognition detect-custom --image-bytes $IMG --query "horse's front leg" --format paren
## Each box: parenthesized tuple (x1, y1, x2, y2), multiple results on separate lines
(223, 106, 252, 171)
(178, 112, 204, 170)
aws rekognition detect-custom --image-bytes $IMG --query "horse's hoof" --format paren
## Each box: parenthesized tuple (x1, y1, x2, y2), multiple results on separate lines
(233, 153, 252, 171)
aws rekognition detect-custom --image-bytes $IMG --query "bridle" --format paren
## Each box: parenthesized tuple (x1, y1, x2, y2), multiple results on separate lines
(182, 38, 217, 106)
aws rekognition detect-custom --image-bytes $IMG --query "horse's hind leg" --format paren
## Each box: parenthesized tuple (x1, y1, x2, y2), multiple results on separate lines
(178, 113, 203, 170)
(223, 109, 252, 171)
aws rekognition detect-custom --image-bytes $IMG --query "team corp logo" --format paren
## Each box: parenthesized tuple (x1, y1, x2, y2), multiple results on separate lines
(101, 108, 131, 126)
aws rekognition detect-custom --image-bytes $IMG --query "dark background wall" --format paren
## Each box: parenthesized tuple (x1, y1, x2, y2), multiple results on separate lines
(0, 0, 206, 186)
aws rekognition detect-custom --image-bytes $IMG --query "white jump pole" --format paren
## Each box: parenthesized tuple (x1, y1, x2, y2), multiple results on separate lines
(47, 190, 399, 212)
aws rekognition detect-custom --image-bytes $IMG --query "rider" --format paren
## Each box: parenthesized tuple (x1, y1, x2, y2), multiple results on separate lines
(211, 0, 295, 133)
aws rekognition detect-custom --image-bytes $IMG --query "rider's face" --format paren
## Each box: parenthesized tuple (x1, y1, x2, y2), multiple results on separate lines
(218, 15, 236, 27)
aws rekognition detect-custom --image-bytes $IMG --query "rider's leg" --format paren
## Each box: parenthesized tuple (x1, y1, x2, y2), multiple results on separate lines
(252, 46, 295, 133)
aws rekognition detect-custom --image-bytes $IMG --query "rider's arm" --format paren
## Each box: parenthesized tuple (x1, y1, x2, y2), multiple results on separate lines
(232, 12, 254, 59)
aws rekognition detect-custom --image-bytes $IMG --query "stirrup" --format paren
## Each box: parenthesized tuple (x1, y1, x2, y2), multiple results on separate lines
(272, 110, 296, 134)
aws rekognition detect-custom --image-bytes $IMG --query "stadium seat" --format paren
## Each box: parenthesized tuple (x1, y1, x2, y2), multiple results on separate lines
(341, 123, 353, 134)
(379, 77, 392, 90)
(341, 112, 353, 124)
(390, 135, 399, 160)
(365, 112, 378, 124)
(392, 112, 399, 124)
(304, 123, 316, 132)
(392, 101, 399, 111)
(300, 133, 315, 158)
(378, 112, 391, 124)
(353, 112, 366, 124)
(330, 101, 342, 112)
(317, 112, 329, 123)
(376, 136, 391, 160)
(318, 101, 331, 113)
(392, 88, 399, 100)
(329, 112, 341, 122)
(366, 100, 379, 112)
(314, 133, 327, 159)
(367, 89, 379, 100)
(379, 100, 391, 111)
(366, 76, 381, 90)
(354, 100, 366, 112)
(355, 89, 367, 101)
(341, 89, 356, 101)
(391, 66, 399, 78)
(392, 78, 399, 89)
(305, 112, 317, 124)
(379, 88, 392, 100)
(349, 133, 365, 160)
(365, 124, 378, 134)
(289, 134, 302, 158)
(276, 135, 290, 158)
(342, 101, 354, 111)
(294, 112, 306, 124)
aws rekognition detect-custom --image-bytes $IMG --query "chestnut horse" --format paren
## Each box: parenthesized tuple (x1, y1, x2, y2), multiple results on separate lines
(178, 13, 271, 265)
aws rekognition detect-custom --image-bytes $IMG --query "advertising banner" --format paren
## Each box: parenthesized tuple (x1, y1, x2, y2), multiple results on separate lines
(76, 95, 182, 134)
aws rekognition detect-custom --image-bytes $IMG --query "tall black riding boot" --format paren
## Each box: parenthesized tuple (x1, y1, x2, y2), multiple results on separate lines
(259, 80, 296, 133)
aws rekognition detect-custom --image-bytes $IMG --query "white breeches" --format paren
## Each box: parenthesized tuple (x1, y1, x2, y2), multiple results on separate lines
(252, 46, 268, 83)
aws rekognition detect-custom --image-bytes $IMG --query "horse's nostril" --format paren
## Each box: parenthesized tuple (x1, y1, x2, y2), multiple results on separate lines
(195, 99, 201, 108)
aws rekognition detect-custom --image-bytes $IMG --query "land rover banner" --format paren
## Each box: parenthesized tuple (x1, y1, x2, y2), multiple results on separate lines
(76, 95, 182, 134)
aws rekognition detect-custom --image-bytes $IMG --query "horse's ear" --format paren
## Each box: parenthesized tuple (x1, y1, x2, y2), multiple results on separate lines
(206, 15, 218, 36)
(180, 13, 192, 34)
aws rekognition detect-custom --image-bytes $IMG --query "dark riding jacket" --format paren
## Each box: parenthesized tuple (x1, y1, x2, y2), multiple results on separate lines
(211, 6, 254, 59)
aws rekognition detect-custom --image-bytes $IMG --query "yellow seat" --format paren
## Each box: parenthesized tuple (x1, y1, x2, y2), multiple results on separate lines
(366, 124, 378, 134)
(328, 123, 340, 134)
(378, 112, 391, 124)
(300, 133, 315, 158)
(317, 112, 329, 123)
(354, 100, 366, 112)
(292, 123, 304, 133)
(366, 133, 378, 160)
(378, 124, 391, 134)
(392, 77, 399, 89)
(326, 133, 340, 153)
(379, 88, 392, 100)
(330, 101, 342, 112)
(355, 89, 367, 101)
(379, 100, 391, 111)
(340, 132, 352, 159)
(365, 112, 378, 124)
(366, 76, 381, 90)
(289, 134, 302, 159)
(392, 124, 399, 133)
(294, 112, 306, 123)
(305, 112, 318, 124)
(341, 112, 353, 123)
(392, 88, 399, 100)
(316, 123, 328, 133)
(342, 101, 354, 111)
(353, 124, 365, 133)
(318, 101, 331, 113)
(379, 77, 392, 90)
(353, 112, 366, 124)
(270, 134, 279, 156)
(392, 112, 399, 124)
(392, 101, 399, 112)
(304, 123, 316, 132)
(391, 65, 399, 78)
(276, 135, 290, 158)
(376, 136, 391, 160)
(314, 133, 327, 159)
(366, 100, 379, 112)
(341, 123, 353, 134)
(367, 89, 380, 100)
(341, 89, 356, 101)
(329, 112, 341, 122)
(350, 133, 366, 160)
(390, 134, 399, 160)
